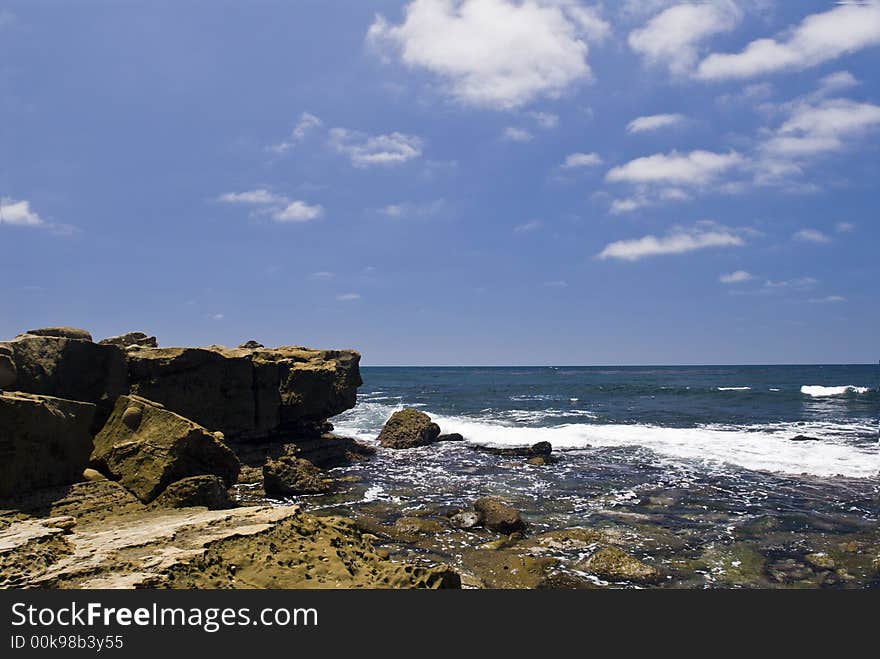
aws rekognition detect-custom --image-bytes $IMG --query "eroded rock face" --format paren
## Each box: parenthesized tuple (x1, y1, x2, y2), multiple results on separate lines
(125, 346, 362, 440)
(0, 333, 126, 429)
(0, 353, 16, 389)
(262, 457, 334, 496)
(0, 392, 96, 498)
(22, 327, 93, 341)
(473, 497, 526, 534)
(377, 409, 441, 449)
(91, 395, 240, 503)
(98, 332, 158, 349)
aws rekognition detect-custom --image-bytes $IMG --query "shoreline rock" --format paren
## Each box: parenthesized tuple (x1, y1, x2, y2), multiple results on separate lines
(378, 409, 441, 449)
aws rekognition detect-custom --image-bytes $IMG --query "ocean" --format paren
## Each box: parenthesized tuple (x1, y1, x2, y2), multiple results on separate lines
(319, 365, 880, 587)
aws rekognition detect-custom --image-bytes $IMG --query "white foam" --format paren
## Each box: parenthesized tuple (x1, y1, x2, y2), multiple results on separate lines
(801, 385, 870, 397)
(717, 387, 751, 391)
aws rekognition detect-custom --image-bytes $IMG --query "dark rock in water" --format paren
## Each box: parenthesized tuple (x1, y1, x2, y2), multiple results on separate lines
(0, 353, 16, 389)
(229, 433, 375, 473)
(263, 456, 334, 496)
(239, 340, 264, 349)
(437, 432, 464, 443)
(151, 475, 235, 510)
(0, 392, 96, 499)
(22, 327, 93, 341)
(472, 441, 553, 458)
(449, 510, 482, 529)
(790, 435, 821, 442)
(99, 332, 158, 349)
(126, 345, 361, 440)
(766, 558, 814, 583)
(473, 496, 526, 534)
(1, 333, 127, 431)
(91, 395, 240, 503)
(461, 549, 555, 589)
(377, 409, 441, 449)
(394, 516, 446, 535)
(578, 546, 662, 584)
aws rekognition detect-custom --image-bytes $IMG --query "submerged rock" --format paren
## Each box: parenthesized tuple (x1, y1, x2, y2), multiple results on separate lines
(437, 433, 464, 442)
(0, 392, 96, 499)
(579, 546, 662, 584)
(790, 435, 821, 442)
(377, 409, 441, 449)
(262, 457, 334, 496)
(462, 549, 555, 589)
(91, 395, 240, 503)
(98, 332, 158, 349)
(394, 516, 446, 535)
(151, 475, 235, 510)
(126, 345, 361, 440)
(473, 497, 526, 534)
(472, 441, 553, 458)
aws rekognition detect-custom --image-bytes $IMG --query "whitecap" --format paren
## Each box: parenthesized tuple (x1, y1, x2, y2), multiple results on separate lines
(717, 387, 751, 391)
(801, 385, 870, 397)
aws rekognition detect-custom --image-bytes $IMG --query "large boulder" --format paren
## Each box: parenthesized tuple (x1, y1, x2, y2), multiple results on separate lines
(1, 332, 126, 429)
(262, 456, 334, 496)
(0, 392, 96, 498)
(91, 395, 240, 503)
(125, 345, 362, 440)
(98, 332, 158, 349)
(377, 409, 441, 449)
(151, 475, 235, 510)
(473, 496, 526, 534)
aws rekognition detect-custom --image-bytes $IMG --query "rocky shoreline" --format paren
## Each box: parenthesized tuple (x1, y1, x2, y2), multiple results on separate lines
(2, 327, 878, 589)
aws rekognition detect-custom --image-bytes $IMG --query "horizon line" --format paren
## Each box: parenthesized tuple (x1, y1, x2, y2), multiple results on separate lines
(360, 362, 879, 368)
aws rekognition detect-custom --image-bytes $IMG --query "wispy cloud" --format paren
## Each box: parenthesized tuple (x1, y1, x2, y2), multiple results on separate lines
(502, 126, 534, 143)
(269, 112, 322, 154)
(835, 222, 855, 233)
(697, 3, 880, 80)
(720, 270, 753, 284)
(561, 152, 603, 168)
(217, 189, 323, 223)
(626, 113, 686, 134)
(336, 293, 361, 302)
(367, 0, 610, 109)
(513, 220, 543, 234)
(530, 112, 559, 129)
(309, 271, 335, 280)
(763, 277, 817, 291)
(329, 128, 423, 167)
(793, 228, 830, 244)
(378, 199, 446, 219)
(808, 295, 846, 304)
(598, 221, 746, 262)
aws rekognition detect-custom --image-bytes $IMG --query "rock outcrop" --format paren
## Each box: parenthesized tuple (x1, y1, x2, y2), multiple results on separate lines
(1, 331, 126, 429)
(126, 345, 361, 440)
(150, 475, 235, 510)
(262, 457, 334, 496)
(91, 395, 240, 503)
(0, 349, 16, 389)
(98, 332, 158, 349)
(473, 497, 526, 534)
(578, 546, 662, 584)
(0, 392, 96, 499)
(377, 409, 441, 449)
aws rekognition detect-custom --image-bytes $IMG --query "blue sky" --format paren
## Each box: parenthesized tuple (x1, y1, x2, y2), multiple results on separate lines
(1, 0, 878, 365)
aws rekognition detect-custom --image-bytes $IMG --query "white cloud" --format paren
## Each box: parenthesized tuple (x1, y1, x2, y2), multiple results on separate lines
(336, 293, 361, 302)
(379, 199, 445, 218)
(835, 222, 855, 233)
(609, 188, 691, 214)
(210, 313, 225, 321)
(793, 228, 830, 244)
(562, 152, 602, 168)
(817, 71, 859, 96)
(598, 221, 746, 261)
(606, 149, 744, 185)
(530, 111, 559, 129)
(626, 113, 685, 134)
(760, 98, 880, 160)
(513, 220, 543, 234)
(309, 271, 335, 280)
(270, 112, 323, 154)
(367, 0, 610, 109)
(809, 295, 846, 304)
(0, 198, 45, 227)
(697, 3, 880, 80)
(609, 198, 645, 214)
(629, 2, 742, 76)
(272, 201, 324, 223)
(502, 126, 534, 142)
(330, 128, 423, 167)
(217, 189, 283, 205)
(720, 270, 753, 284)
